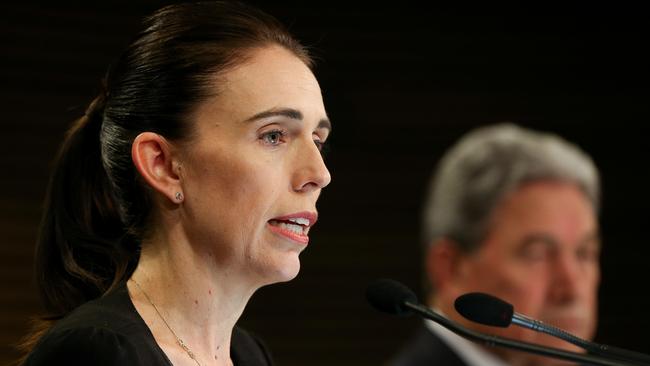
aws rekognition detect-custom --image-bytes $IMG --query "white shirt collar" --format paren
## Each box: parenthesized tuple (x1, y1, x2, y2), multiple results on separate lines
(424, 313, 510, 366)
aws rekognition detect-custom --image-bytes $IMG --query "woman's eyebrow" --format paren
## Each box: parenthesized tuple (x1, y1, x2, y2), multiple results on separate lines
(244, 107, 303, 122)
(317, 118, 332, 133)
(244, 107, 332, 132)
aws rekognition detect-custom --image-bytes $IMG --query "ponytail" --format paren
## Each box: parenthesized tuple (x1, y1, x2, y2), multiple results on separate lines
(18, 91, 139, 358)
(36, 91, 138, 316)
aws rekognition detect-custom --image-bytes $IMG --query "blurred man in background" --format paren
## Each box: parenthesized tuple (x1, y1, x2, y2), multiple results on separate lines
(390, 123, 601, 366)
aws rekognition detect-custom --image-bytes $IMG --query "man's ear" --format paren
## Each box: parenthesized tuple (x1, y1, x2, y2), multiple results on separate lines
(425, 238, 465, 295)
(131, 132, 183, 204)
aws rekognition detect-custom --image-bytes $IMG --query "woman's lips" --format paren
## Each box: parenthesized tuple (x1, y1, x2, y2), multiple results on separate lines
(267, 221, 310, 244)
(267, 211, 317, 244)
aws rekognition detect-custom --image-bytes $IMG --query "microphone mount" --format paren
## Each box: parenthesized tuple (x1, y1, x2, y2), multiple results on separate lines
(455, 292, 650, 365)
(366, 279, 639, 366)
(402, 301, 636, 366)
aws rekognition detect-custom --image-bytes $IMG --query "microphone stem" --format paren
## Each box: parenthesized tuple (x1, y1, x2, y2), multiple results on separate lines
(403, 302, 638, 366)
(511, 313, 592, 349)
(511, 313, 650, 365)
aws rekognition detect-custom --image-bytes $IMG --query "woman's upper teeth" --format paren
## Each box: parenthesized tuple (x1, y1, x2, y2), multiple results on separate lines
(287, 217, 309, 226)
(277, 221, 305, 234)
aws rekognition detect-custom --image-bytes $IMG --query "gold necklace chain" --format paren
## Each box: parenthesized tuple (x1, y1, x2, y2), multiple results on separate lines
(131, 278, 202, 366)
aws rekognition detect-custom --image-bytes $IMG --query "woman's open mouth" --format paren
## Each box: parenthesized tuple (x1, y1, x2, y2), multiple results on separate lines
(267, 212, 317, 244)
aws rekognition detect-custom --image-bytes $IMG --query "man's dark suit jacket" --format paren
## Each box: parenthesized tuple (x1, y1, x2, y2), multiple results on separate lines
(389, 324, 468, 366)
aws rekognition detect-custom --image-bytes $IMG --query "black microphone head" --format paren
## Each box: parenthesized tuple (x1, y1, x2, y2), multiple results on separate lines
(454, 292, 514, 327)
(366, 279, 418, 316)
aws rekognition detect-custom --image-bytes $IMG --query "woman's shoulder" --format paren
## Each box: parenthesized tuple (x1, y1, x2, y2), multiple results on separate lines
(39, 282, 145, 341)
(23, 283, 171, 366)
(23, 323, 141, 365)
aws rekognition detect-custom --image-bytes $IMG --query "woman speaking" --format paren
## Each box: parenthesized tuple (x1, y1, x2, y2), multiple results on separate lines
(21, 2, 331, 365)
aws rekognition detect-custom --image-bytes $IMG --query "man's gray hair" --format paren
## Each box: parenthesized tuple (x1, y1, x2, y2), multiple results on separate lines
(422, 123, 600, 251)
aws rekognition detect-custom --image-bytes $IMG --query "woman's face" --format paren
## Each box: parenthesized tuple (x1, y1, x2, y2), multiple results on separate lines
(179, 46, 331, 285)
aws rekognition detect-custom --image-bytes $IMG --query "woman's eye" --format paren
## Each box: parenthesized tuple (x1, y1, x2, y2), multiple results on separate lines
(314, 139, 323, 151)
(313, 134, 329, 155)
(261, 130, 285, 145)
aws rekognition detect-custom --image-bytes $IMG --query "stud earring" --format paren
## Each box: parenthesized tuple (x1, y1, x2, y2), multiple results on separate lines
(175, 192, 183, 202)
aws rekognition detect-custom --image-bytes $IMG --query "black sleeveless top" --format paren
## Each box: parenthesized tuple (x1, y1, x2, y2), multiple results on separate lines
(24, 283, 273, 366)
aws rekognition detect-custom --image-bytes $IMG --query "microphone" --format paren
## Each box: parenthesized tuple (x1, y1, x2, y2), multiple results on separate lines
(366, 279, 637, 366)
(365, 277, 416, 316)
(455, 292, 650, 365)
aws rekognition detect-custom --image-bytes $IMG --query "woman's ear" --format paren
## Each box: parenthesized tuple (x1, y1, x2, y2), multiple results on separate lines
(131, 132, 183, 204)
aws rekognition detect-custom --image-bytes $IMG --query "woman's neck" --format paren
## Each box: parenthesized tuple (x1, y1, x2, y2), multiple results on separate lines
(128, 227, 257, 366)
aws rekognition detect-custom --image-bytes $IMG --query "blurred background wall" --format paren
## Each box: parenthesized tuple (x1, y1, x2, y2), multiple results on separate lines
(1, 2, 649, 365)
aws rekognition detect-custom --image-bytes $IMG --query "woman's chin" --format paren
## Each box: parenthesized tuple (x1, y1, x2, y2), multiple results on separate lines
(259, 254, 302, 285)
(276, 256, 301, 282)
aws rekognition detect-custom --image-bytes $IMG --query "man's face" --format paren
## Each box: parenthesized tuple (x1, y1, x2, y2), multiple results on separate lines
(450, 181, 600, 361)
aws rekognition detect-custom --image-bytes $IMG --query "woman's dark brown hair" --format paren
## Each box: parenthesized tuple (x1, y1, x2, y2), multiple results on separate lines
(20, 0, 312, 357)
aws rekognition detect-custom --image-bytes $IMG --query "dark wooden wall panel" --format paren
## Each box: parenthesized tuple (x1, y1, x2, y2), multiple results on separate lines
(2, 3, 649, 365)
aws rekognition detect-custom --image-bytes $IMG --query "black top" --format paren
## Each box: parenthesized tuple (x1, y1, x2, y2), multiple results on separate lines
(388, 324, 467, 366)
(23, 283, 273, 366)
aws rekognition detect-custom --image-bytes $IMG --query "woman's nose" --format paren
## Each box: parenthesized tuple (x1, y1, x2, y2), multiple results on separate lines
(292, 139, 331, 193)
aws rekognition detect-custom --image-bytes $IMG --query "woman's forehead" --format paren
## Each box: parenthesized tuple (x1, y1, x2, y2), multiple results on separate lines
(224, 46, 320, 97)
(199, 46, 325, 122)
